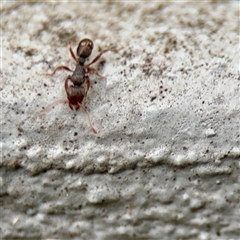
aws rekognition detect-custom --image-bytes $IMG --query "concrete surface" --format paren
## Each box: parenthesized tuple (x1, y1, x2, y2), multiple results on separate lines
(1, 1, 240, 240)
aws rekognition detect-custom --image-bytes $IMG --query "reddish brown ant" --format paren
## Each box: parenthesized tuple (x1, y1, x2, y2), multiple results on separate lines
(45, 38, 122, 134)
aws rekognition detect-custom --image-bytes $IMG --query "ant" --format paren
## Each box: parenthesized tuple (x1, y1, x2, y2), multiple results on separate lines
(46, 38, 122, 134)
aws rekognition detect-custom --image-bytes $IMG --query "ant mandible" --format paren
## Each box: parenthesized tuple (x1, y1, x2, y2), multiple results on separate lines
(46, 38, 121, 134)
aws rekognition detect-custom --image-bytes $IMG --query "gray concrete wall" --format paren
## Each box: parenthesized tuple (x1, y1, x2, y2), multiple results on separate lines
(1, 2, 239, 239)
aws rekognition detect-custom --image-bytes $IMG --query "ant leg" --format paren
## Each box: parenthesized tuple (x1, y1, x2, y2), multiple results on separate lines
(68, 102, 74, 110)
(85, 75, 91, 96)
(38, 99, 67, 117)
(69, 41, 78, 64)
(46, 66, 73, 76)
(64, 75, 75, 110)
(78, 103, 97, 134)
(38, 75, 72, 116)
(64, 75, 72, 92)
(86, 49, 111, 67)
(86, 46, 124, 67)
(88, 67, 106, 79)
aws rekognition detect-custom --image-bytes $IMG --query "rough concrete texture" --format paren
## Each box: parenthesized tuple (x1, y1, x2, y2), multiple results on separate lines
(1, 1, 240, 239)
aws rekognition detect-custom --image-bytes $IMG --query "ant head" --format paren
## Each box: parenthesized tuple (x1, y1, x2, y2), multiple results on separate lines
(76, 39, 94, 58)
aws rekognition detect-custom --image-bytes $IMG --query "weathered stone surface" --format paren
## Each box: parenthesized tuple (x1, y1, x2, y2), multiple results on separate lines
(1, 2, 239, 239)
